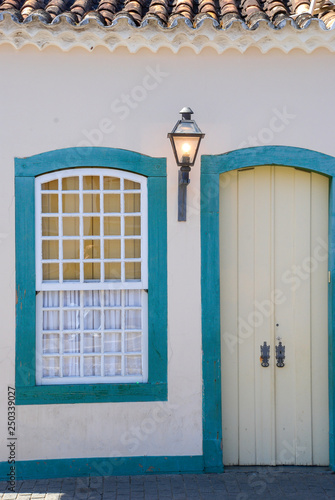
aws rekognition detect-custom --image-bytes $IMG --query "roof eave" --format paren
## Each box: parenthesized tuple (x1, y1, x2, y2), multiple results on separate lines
(0, 12, 335, 53)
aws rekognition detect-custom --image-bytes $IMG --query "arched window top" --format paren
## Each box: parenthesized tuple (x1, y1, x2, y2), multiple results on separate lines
(36, 167, 147, 185)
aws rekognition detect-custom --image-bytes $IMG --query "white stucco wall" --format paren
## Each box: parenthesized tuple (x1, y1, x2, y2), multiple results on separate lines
(0, 43, 334, 462)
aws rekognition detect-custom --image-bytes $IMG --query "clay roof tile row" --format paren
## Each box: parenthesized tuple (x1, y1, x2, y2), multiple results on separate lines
(0, 0, 335, 27)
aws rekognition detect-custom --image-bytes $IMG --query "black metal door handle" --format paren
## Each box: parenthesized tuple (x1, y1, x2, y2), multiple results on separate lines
(275, 341, 285, 367)
(260, 341, 270, 367)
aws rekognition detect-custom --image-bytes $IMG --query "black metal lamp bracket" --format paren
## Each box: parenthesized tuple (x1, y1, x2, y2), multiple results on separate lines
(178, 166, 191, 221)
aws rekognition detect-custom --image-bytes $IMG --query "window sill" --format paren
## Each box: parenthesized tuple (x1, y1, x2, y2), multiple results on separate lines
(16, 381, 167, 405)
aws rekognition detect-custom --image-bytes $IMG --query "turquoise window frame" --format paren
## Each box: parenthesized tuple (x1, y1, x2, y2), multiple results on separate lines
(15, 147, 167, 405)
(201, 146, 335, 472)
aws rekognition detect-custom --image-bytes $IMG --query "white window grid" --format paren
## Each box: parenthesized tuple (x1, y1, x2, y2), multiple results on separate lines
(36, 290, 148, 385)
(35, 168, 148, 384)
(35, 168, 148, 291)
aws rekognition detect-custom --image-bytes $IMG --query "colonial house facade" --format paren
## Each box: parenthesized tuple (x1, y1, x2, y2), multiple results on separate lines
(0, 0, 335, 480)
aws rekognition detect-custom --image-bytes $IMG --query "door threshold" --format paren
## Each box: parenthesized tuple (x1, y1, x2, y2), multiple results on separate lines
(224, 466, 332, 474)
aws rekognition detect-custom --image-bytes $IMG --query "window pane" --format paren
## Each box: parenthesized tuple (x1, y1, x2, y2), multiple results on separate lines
(125, 355, 142, 375)
(84, 310, 101, 330)
(42, 194, 58, 213)
(42, 240, 59, 260)
(84, 333, 101, 353)
(84, 356, 101, 376)
(42, 357, 60, 377)
(63, 291, 80, 307)
(83, 176, 99, 190)
(43, 334, 59, 354)
(104, 332, 121, 353)
(84, 263, 100, 281)
(63, 217, 79, 236)
(124, 193, 140, 213)
(43, 263, 59, 281)
(42, 217, 59, 236)
(104, 290, 121, 307)
(104, 194, 120, 213)
(125, 290, 141, 307)
(63, 357, 80, 377)
(104, 240, 121, 259)
(104, 309, 121, 330)
(43, 310, 59, 330)
(42, 180, 58, 191)
(84, 194, 100, 213)
(105, 263, 121, 280)
(104, 217, 120, 236)
(104, 356, 121, 376)
(125, 310, 141, 329)
(63, 310, 80, 330)
(125, 332, 141, 353)
(63, 240, 80, 260)
(125, 216, 141, 236)
(62, 194, 79, 213)
(104, 177, 120, 190)
(62, 177, 79, 190)
(84, 291, 101, 307)
(124, 180, 140, 190)
(84, 239, 100, 259)
(63, 333, 80, 353)
(63, 263, 80, 281)
(125, 262, 141, 280)
(84, 217, 100, 236)
(125, 239, 141, 258)
(43, 291, 60, 307)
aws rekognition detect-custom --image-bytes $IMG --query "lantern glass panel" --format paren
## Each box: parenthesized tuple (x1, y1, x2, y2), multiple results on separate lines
(172, 136, 200, 165)
(174, 121, 202, 134)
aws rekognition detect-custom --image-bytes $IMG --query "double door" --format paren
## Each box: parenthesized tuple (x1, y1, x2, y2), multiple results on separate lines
(220, 166, 329, 465)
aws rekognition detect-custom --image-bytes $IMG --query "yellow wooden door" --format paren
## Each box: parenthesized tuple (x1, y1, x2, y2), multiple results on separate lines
(220, 166, 329, 465)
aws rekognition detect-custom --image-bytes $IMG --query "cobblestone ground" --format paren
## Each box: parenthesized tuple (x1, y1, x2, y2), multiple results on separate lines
(0, 468, 334, 499)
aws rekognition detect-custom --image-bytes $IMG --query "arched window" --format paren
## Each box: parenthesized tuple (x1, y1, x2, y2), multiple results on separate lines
(15, 148, 167, 404)
(35, 169, 148, 384)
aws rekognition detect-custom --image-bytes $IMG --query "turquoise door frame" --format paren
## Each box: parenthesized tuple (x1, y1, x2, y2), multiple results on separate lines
(201, 146, 335, 472)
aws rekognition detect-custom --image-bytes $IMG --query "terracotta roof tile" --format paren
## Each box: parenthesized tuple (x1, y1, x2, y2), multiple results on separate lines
(198, 0, 218, 20)
(1, 0, 21, 9)
(70, 0, 93, 21)
(0, 0, 335, 27)
(264, 0, 289, 20)
(20, 0, 45, 19)
(97, 0, 119, 25)
(146, 0, 170, 24)
(45, 0, 69, 19)
(219, 0, 239, 17)
(317, 0, 335, 25)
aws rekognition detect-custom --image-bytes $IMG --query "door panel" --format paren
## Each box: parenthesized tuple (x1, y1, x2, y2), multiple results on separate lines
(220, 170, 239, 465)
(273, 166, 296, 464)
(220, 166, 329, 466)
(254, 166, 275, 465)
(237, 168, 256, 465)
(311, 173, 329, 464)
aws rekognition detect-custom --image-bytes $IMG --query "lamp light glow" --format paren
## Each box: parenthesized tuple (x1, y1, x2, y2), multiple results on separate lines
(182, 143, 191, 154)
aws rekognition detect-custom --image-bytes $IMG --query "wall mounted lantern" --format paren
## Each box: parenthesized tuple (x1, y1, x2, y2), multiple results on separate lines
(168, 107, 205, 221)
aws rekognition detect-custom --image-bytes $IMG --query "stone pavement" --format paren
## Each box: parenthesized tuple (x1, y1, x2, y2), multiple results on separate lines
(0, 467, 334, 499)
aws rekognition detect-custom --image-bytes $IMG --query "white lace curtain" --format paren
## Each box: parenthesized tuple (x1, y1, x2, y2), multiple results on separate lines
(42, 290, 142, 379)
